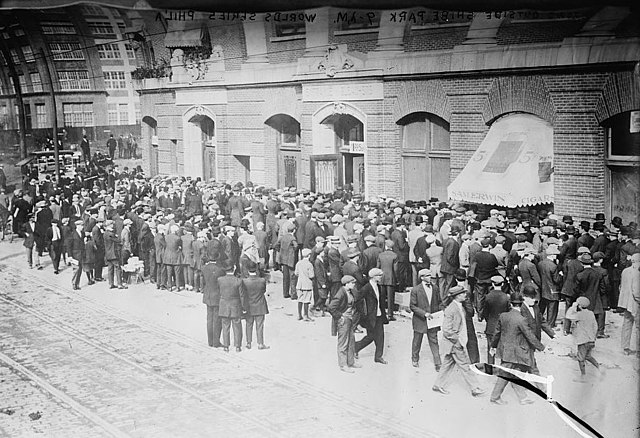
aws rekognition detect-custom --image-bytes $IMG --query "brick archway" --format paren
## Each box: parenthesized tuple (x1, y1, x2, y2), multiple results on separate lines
(482, 76, 556, 125)
(392, 80, 450, 123)
(595, 70, 640, 123)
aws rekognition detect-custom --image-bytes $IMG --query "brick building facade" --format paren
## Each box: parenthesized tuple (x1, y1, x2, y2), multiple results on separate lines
(132, 6, 639, 222)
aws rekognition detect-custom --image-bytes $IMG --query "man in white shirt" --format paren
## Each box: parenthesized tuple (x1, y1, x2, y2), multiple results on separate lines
(355, 268, 388, 364)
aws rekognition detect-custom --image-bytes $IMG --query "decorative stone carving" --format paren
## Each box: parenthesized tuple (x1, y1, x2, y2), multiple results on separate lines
(317, 45, 356, 77)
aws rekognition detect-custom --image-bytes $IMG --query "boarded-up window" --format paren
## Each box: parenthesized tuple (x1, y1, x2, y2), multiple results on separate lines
(399, 112, 450, 200)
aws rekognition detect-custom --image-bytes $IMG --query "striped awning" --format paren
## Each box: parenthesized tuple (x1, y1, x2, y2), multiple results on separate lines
(164, 21, 204, 48)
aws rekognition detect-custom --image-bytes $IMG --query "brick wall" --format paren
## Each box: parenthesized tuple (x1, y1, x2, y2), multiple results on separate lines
(405, 26, 468, 52)
(496, 20, 585, 45)
(207, 22, 246, 71)
(136, 68, 630, 221)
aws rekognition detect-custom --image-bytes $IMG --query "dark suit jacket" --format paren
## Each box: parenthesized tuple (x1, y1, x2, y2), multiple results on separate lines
(482, 289, 510, 335)
(441, 237, 460, 275)
(492, 308, 544, 367)
(410, 282, 441, 334)
(154, 233, 165, 263)
(325, 247, 342, 283)
(163, 233, 183, 265)
(104, 229, 121, 261)
(218, 273, 245, 318)
(201, 262, 226, 307)
(242, 275, 269, 316)
(276, 233, 297, 268)
(537, 258, 561, 301)
(520, 303, 555, 340)
(576, 267, 606, 314)
(342, 260, 366, 289)
(68, 230, 86, 262)
(359, 281, 388, 330)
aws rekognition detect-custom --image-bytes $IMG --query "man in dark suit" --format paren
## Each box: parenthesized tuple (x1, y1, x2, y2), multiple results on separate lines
(355, 268, 388, 364)
(275, 222, 297, 298)
(45, 219, 64, 274)
(91, 219, 105, 281)
(68, 220, 86, 290)
(342, 248, 366, 290)
(34, 200, 53, 264)
(218, 263, 246, 352)
(410, 269, 442, 370)
(440, 229, 460, 298)
(325, 236, 343, 301)
(481, 276, 510, 365)
(201, 255, 226, 348)
(242, 261, 270, 350)
(163, 224, 183, 291)
(489, 292, 545, 405)
(104, 220, 126, 289)
(521, 285, 554, 382)
(23, 214, 38, 268)
(154, 224, 167, 289)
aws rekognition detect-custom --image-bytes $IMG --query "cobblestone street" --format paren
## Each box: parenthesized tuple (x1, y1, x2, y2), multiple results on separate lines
(0, 241, 638, 438)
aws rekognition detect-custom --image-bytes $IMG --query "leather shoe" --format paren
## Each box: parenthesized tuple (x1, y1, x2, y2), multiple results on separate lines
(258, 344, 270, 350)
(388, 316, 396, 321)
(375, 358, 388, 365)
(412, 361, 419, 368)
(472, 389, 487, 397)
(490, 398, 508, 405)
(109, 285, 117, 289)
(223, 347, 229, 352)
(340, 367, 355, 373)
(246, 343, 251, 350)
(350, 363, 363, 369)
(432, 386, 449, 395)
(435, 365, 441, 372)
(235, 347, 242, 352)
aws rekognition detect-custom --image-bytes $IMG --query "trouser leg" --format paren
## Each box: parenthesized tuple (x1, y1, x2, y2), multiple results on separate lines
(596, 312, 606, 335)
(282, 265, 291, 298)
(231, 318, 242, 348)
(246, 316, 254, 345)
(486, 333, 495, 365)
(434, 353, 455, 388)
(255, 315, 265, 345)
(426, 328, 442, 367)
(373, 320, 384, 361)
(206, 305, 214, 346)
(213, 306, 222, 346)
(411, 331, 423, 363)
(336, 317, 350, 368)
(621, 310, 634, 350)
(221, 318, 231, 347)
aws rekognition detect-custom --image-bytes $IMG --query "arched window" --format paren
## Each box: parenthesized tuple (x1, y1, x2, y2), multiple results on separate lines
(398, 112, 450, 201)
(265, 114, 300, 188)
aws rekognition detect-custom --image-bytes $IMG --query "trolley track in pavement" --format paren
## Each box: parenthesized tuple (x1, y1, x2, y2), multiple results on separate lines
(0, 262, 438, 438)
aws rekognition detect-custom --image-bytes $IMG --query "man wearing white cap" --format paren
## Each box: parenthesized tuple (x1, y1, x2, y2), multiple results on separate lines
(410, 269, 442, 370)
(565, 296, 600, 382)
(355, 268, 388, 364)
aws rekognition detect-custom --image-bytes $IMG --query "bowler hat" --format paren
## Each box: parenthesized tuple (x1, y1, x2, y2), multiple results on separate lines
(510, 292, 524, 304)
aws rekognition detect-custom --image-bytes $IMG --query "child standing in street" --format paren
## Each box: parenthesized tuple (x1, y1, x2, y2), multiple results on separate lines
(565, 296, 601, 382)
(295, 248, 315, 321)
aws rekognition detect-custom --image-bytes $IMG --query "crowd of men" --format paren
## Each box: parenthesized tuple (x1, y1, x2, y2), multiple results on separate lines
(1, 169, 639, 398)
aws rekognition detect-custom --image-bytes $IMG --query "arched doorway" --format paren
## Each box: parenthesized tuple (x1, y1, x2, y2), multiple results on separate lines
(265, 114, 301, 189)
(311, 103, 366, 195)
(142, 116, 158, 176)
(183, 106, 216, 180)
